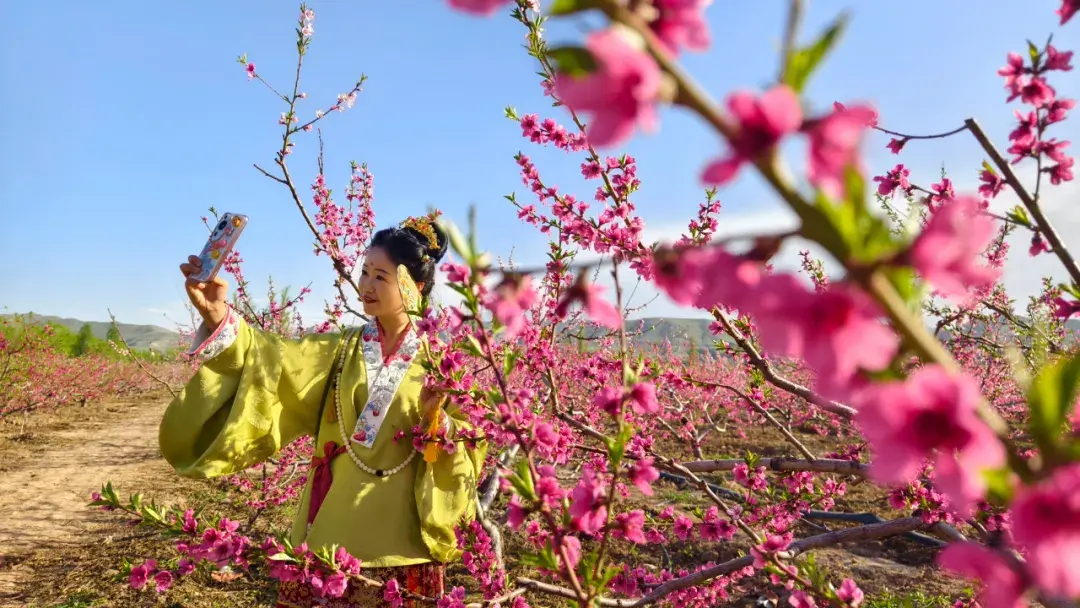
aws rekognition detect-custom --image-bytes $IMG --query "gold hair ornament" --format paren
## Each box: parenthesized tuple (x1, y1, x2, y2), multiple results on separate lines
(397, 264, 422, 319)
(400, 211, 442, 261)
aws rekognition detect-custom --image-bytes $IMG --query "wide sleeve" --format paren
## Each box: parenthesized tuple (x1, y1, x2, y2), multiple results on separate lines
(159, 306, 342, 479)
(414, 403, 489, 563)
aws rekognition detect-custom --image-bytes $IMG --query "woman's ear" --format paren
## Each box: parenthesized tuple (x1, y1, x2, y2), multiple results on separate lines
(415, 281, 425, 294)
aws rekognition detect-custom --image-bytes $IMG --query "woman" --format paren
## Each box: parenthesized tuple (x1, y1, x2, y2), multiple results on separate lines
(160, 213, 486, 607)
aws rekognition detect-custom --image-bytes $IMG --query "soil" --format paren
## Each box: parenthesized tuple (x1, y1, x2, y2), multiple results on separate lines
(0, 394, 976, 608)
(0, 395, 167, 557)
(0, 394, 190, 607)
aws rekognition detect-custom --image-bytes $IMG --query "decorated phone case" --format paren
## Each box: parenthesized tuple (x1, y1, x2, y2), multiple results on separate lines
(191, 213, 248, 283)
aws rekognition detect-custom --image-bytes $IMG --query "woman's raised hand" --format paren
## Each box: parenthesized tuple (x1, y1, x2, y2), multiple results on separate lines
(180, 255, 230, 328)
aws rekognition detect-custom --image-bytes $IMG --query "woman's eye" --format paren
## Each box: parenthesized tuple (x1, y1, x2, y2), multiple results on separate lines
(377, 275, 386, 282)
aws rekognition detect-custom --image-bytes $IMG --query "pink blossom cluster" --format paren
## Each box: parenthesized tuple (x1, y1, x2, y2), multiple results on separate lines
(941, 463, 1080, 604)
(221, 436, 314, 510)
(128, 559, 176, 594)
(455, 521, 530, 606)
(513, 146, 649, 277)
(90, 486, 384, 602)
(87, 1, 1080, 606)
(448, 2, 1077, 603)
(263, 539, 363, 600)
(310, 163, 378, 276)
(998, 43, 1074, 183)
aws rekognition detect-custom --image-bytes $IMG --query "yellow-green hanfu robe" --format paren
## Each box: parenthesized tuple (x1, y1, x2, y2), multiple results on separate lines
(159, 306, 487, 605)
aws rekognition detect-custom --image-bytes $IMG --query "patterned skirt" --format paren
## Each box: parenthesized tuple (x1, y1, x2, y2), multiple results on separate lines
(276, 563, 445, 608)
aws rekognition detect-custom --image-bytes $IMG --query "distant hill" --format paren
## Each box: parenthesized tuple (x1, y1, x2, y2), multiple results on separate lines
(3, 313, 181, 352)
(626, 317, 719, 347)
(7, 311, 1078, 357)
(566, 317, 726, 354)
(7, 312, 717, 355)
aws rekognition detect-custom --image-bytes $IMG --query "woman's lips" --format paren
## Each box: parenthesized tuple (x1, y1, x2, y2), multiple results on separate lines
(363, 296, 377, 304)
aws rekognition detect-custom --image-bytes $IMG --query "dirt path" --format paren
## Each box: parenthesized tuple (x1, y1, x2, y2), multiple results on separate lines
(0, 395, 173, 602)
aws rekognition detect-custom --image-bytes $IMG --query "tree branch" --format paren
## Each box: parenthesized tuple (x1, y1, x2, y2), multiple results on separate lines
(707, 310, 857, 419)
(965, 118, 1080, 289)
(515, 517, 927, 607)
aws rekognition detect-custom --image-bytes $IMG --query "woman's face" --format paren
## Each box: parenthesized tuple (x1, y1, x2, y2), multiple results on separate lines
(359, 246, 404, 318)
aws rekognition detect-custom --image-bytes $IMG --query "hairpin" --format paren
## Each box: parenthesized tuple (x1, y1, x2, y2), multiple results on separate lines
(400, 210, 442, 262)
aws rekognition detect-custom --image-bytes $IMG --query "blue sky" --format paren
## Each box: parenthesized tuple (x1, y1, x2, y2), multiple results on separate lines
(2, 1, 1076, 329)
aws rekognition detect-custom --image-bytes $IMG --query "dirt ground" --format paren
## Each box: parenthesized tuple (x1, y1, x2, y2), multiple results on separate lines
(0, 393, 975, 608)
(0, 394, 185, 606)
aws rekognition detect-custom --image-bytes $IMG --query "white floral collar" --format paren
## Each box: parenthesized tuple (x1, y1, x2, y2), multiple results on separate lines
(349, 322, 420, 448)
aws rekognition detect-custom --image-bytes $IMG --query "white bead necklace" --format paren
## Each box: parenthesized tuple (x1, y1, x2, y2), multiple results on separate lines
(332, 327, 417, 478)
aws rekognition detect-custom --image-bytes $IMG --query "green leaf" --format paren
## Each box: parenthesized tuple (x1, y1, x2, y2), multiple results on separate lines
(467, 206, 479, 267)
(1062, 438, 1080, 461)
(844, 162, 867, 214)
(448, 283, 473, 299)
(744, 450, 760, 468)
(518, 547, 558, 571)
(508, 459, 537, 501)
(144, 504, 165, 524)
(811, 191, 859, 255)
(600, 564, 622, 589)
(267, 552, 297, 562)
(880, 266, 923, 312)
(547, 46, 597, 78)
(438, 217, 473, 265)
(502, 348, 521, 379)
(548, 0, 599, 15)
(1028, 40, 1040, 64)
(1006, 205, 1032, 228)
(486, 388, 505, 406)
(982, 466, 1015, 503)
(799, 202, 849, 261)
(580, 553, 597, 586)
(1026, 351, 1080, 459)
(460, 335, 484, 357)
(845, 165, 898, 262)
(806, 165, 904, 268)
(802, 553, 827, 589)
(782, 12, 849, 94)
(608, 423, 634, 468)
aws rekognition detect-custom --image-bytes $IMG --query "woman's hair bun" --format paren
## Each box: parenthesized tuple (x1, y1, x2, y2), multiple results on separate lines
(368, 212, 448, 297)
(399, 212, 448, 264)
(402, 222, 448, 264)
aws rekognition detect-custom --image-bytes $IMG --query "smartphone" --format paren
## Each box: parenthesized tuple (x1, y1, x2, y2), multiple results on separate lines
(190, 212, 248, 283)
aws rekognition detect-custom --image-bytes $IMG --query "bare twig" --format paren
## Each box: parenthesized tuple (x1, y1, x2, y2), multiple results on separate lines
(708, 310, 857, 419)
(680, 457, 866, 476)
(713, 382, 817, 460)
(107, 309, 179, 398)
(515, 517, 928, 607)
(872, 123, 969, 141)
(252, 163, 288, 185)
(965, 118, 1080, 289)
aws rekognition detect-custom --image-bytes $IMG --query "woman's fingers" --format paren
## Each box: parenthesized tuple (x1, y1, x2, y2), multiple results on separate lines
(180, 255, 203, 278)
